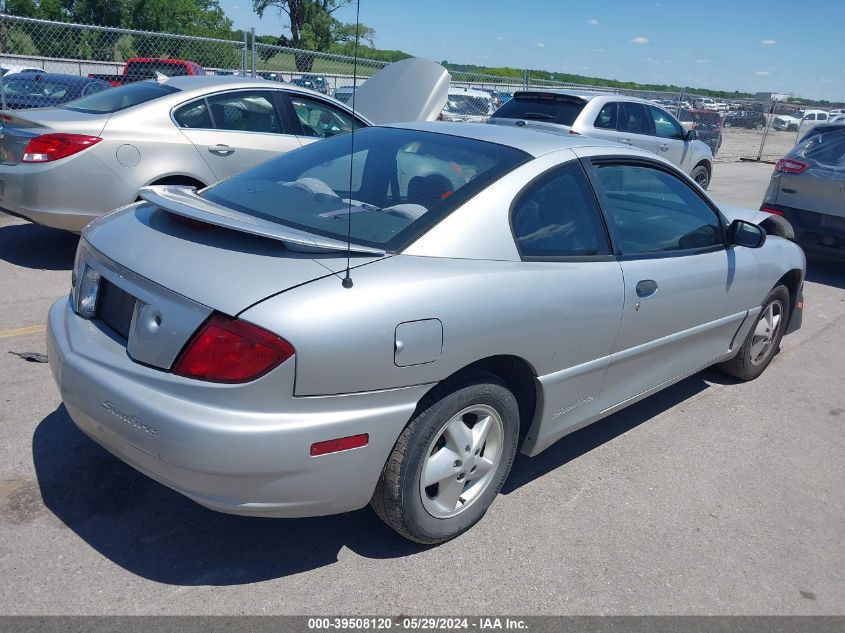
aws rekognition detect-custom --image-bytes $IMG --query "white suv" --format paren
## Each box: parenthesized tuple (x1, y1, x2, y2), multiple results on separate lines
(489, 90, 715, 188)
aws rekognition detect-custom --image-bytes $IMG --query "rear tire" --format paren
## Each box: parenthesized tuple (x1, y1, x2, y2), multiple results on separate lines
(370, 372, 520, 544)
(718, 285, 789, 381)
(690, 164, 710, 190)
(724, 121, 732, 128)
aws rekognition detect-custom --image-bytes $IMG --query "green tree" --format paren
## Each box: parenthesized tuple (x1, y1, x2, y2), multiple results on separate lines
(252, 0, 375, 70)
(130, 0, 233, 38)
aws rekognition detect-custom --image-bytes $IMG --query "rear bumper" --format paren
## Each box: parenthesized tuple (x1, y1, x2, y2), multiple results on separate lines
(47, 297, 429, 517)
(762, 204, 845, 261)
(0, 153, 128, 232)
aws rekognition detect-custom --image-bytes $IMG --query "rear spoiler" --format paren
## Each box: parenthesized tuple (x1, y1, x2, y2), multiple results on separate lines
(139, 185, 385, 255)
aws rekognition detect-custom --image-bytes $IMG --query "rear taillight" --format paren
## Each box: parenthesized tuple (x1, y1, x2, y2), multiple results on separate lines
(761, 206, 785, 216)
(22, 134, 101, 163)
(173, 314, 294, 383)
(775, 158, 809, 174)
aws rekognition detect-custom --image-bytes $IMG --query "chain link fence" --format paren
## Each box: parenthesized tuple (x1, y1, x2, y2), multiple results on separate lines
(0, 12, 838, 163)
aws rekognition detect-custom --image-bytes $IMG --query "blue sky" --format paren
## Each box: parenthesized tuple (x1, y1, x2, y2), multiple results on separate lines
(219, 0, 844, 102)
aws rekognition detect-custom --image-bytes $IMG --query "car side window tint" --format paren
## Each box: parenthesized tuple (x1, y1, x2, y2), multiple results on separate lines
(818, 113, 827, 121)
(805, 114, 815, 121)
(289, 95, 357, 138)
(596, 163, 722, 255)
(206, 91, 283, 134)
(618, 102, 651, 135)
(173, 99, 213, 129)
(594, 102, 618, 130)
(649, 106, 684, 139)
(511, 162, 609, 258)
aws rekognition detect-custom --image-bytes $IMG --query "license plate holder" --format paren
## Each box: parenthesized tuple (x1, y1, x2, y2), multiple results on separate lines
(97, 279, 136, 340)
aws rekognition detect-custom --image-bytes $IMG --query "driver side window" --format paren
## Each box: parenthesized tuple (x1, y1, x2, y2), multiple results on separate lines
(596, 163, 723, 256)
(648, 106, 684, 140)
(289, 95, 357, 138)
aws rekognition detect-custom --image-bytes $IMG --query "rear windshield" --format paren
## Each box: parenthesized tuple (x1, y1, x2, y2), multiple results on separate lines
(492, 93, 586, 126)
(797, 128, 845, 167)
(202, 127, 530, 251)
(2, 77, 77, 100)
(62, 81, 179, 113)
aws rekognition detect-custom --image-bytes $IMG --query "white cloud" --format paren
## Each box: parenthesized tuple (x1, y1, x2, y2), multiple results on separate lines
(755, 70, 771, 76)
(694, 59, 710, 64)
(535, 42, 546, 48)
(495, 36, 504, 41)
(820, 78, 833, 83)
(761, 39, 776, 45)
(631, 36, 650, 44)
(588, 18, 599, 25)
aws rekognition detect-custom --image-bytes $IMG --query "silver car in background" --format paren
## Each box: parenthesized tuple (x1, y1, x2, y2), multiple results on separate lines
(489, 90, 715, 188)
(0, 76, 370, 232)
(0, 58, 451, 232)
(48, 123, 804, 544)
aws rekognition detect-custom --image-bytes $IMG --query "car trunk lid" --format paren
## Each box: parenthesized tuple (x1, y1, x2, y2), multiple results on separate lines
(0, 108, 108, 165)
(84, 199, 384, 319)
(80, 201, 384, 370)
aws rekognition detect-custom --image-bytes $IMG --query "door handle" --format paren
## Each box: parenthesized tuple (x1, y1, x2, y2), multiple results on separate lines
(208, 144, 234, 156)
(659, 143, 669, 151)
(636, 279, 658, 298)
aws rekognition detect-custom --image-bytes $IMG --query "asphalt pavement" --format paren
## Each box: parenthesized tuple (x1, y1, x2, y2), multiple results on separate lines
(0, 161, 843, 614)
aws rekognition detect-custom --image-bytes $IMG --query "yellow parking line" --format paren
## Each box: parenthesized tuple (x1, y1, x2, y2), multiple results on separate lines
(0, 325, 46, 339)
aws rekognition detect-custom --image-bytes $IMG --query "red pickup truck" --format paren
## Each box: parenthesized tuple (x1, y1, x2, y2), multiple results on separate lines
(89, 58, 205, 87)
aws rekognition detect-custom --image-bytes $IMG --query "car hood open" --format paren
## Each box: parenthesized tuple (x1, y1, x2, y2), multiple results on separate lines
(351, 58, 451, 125)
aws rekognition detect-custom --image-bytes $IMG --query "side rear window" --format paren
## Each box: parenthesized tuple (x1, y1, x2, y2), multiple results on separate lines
(492, 93, 586, 126)
(594, 102, 618, 130)
(511, 162, 609, 258)
(174, 99, 213, 128)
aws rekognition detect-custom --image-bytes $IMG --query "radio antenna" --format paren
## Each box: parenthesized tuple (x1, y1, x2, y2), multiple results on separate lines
(342, 0, 362, 289)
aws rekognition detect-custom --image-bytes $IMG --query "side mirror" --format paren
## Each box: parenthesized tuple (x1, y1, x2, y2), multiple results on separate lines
(686, 129, 698, 141)
(728, 219, 766, 249)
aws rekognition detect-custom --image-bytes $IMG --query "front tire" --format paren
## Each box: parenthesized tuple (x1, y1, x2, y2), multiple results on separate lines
(371, 372, 520, 544)
(690, 164, 710, 190)
(718, 285, 789, 381)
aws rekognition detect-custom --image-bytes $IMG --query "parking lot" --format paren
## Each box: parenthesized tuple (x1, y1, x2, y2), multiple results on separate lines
(717, 126, 802, 162)
(0, 161, 843, 615)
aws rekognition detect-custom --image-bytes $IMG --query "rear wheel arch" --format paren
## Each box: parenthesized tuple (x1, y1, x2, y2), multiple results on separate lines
(135, 175, 209, 202)
(415, 355, 539, 443)
(148, 175, 208, 190)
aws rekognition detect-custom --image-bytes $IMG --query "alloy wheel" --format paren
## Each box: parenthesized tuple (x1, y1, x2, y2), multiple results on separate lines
(750, 300, 783, 366)
(419, 404, 504, 519)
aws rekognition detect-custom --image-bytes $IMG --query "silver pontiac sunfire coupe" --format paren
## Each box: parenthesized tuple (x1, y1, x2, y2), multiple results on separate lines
(48, 122, 805, 543)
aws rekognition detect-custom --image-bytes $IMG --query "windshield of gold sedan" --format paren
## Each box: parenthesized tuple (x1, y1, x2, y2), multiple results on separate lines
(202, 127, 530, 251)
